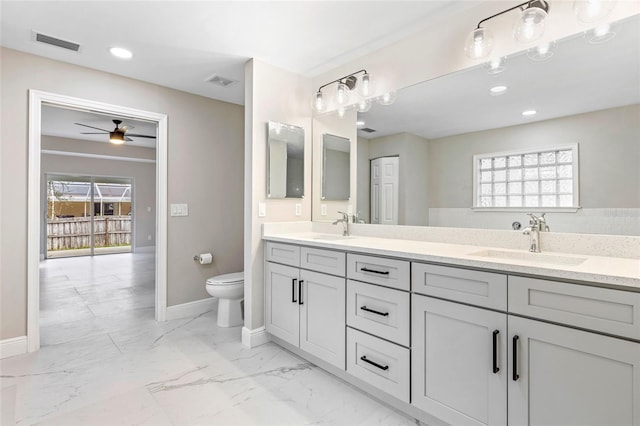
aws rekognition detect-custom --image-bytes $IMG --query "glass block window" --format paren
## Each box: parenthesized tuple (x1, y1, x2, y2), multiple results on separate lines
(474, 144, 578, 209)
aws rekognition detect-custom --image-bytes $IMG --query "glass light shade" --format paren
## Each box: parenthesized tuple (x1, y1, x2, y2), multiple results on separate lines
(377, 91, 397, 106)
(336, 82, 350, 106)
(313, 91, 325, 112)
(513, 7, 547, 43)
(586, 22, 616, 43)
(109, 132, 125, 144)
(573, 0, 616, 23)
(486, 56, 506, 74)
(355, 98, 372, 113)
(527, 41, 555, 61)
(465, 27, 493, 60)
(357, 73, 375, 97)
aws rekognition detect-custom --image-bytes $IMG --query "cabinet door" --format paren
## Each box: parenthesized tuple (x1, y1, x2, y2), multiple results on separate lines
(509, 316, 640, 426)
(412, 295, 507, 426)
(299, 269, 346, 369)
(265, 262, 300, 346)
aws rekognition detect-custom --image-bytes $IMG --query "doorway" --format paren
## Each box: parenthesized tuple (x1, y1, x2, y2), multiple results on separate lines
(370, 156, 399, 225)
(46, 175, 134, 258)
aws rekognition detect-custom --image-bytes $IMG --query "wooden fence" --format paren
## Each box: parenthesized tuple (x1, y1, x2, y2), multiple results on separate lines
(47, 216, 131, 251)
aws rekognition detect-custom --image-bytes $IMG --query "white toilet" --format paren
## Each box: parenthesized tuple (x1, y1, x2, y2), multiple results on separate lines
(205, 272, 244, 327)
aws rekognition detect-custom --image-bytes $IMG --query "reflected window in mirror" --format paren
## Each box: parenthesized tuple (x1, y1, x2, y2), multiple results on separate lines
(322, 134, 351, 200)
(267, 121, 304, 199)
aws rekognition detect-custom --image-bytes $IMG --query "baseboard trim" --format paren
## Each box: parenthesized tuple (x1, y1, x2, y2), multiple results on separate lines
(242, 326, 270, 348)
(134, 245, 156, 253)
(165, 298, 217, 321)
(0, 336, 28, 359)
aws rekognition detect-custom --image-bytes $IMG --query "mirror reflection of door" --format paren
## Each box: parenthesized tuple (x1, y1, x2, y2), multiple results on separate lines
(370, 156, 399, 225)
(46, 174, 132, 258)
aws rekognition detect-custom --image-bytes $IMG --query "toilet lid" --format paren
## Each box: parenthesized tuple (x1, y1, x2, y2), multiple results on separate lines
(206, 272, 244, 286)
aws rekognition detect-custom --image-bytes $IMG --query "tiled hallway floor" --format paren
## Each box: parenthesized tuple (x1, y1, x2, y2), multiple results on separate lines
(1, 253, 416, 425)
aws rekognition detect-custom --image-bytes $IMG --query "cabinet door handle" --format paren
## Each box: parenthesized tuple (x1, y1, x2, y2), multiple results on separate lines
(291, 278, 297, 303)
(360, 267, 390, 275)
(360, 306, 389, 317)
(492, 330, 500, 374)
(512, 335, 520, 381)
(360, 355, 389, 371)
(298, 280, 304, 305)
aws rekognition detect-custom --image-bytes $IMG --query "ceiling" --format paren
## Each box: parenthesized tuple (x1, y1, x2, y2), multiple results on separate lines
(358, 15, 640, 140)
(0, 1, 476, 106)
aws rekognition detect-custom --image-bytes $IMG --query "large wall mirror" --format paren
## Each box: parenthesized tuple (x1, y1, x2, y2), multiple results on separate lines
(267, 121, 304, 198)
(355, 15, 639, 235)
(322, 134, 351, 200)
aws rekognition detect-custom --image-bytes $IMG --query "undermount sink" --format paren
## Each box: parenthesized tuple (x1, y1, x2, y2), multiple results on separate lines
(468, 249, 587, 266)
(311, 234, 355, 241)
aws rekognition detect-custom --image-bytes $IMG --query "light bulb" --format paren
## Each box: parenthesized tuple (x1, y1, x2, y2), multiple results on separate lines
(573, 0, 616, 23)
(313, 91, 325, 112)
(357, 73, 375, 97)
(514, 6, 548, 43)
(336, 82, 350, 106)
(356, 98, 372, 113)
(377, 91, 397, 106)
(465, 27, 493, 60)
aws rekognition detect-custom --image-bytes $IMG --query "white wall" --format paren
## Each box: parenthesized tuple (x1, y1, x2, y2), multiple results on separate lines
(1, 48, 244, 340)
(244, 59, 312, 332)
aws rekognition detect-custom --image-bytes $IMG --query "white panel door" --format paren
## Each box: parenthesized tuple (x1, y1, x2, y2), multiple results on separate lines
(370, 159, 381, 224)
(299, 269, 346, 369)
(370, 157, 398, 224)
(265, 262, 300, 346)
(508, 316, 640, 426)
(412, 295, 507, 426)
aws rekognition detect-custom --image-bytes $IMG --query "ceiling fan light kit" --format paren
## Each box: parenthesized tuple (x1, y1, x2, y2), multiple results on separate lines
(75, 118, 156, 144)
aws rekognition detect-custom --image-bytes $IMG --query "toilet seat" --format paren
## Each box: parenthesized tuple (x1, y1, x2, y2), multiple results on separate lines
(206, 272, 244, 286)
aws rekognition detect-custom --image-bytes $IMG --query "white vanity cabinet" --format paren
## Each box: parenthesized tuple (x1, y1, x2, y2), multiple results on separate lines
(411, 265, 508, 426)
(265, 242, 346, 369)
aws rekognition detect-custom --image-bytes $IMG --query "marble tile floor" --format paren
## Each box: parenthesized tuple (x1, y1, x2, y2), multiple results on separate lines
(1, 253, 418, 425)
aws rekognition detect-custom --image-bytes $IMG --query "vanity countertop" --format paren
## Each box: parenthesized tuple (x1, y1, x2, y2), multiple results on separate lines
(263, 232, 640, 291)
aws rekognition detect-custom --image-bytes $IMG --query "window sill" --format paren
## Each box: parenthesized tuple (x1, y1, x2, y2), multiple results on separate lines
(471, 207, 581, 213)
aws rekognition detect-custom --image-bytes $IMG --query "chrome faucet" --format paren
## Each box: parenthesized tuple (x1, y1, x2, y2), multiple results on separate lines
(333, 211, 350, 236)
(522, 213, 549, 253)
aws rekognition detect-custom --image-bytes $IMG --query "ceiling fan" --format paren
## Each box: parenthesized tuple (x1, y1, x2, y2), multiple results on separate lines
(74, 119, 156, 145)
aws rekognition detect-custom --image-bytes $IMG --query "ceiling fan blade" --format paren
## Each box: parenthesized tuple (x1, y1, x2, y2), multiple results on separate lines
(126, 133, 156, 139)
(80, 132, 108, 135)
(74, 123, 110, 132)
(125, 136, 134, 142)
(120, 124, 135, 132)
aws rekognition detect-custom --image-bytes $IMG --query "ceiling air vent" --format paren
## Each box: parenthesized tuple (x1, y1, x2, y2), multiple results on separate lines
(205, 74, 239, 88)
(33, 32, 80, 52)
(360, 128, 377, 133)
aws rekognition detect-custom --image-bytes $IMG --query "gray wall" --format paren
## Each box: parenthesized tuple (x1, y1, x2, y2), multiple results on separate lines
(1, 47, 244, 340)
(41, 135, 156, 252)
(428, 105, 640, 208)
(357, 137, 371, 223)
(323, 149, 350, 200)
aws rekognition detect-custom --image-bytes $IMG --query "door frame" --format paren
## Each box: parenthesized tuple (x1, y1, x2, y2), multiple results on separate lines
(28, 90, 168, 352)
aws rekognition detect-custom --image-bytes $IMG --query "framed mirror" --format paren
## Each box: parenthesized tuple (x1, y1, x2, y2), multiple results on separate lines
(322, 133, 351, 200)
(267, 121, 304, 198)
(354, 15, 639, 235)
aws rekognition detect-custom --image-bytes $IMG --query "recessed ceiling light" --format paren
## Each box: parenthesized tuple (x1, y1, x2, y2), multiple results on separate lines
(489, 85, 508, 96)
(356, 121, 365, 126)
(522, 109, 537, 117)
(109, 47, 133, 59)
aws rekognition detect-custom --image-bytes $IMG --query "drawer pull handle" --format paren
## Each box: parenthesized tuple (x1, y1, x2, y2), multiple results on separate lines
(298, 280, 304, 305)
(512, 335, 520, 381)
(291, 278, 297, 303)
(360, 356, 389, 371)
(360, 267, 389, 275)
(492, 330, 500, 374)
(360, 306, 389, 317)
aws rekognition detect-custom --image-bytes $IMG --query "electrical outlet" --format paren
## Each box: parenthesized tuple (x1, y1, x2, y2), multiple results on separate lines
(321, 204, 327, 216)
(295, 203, 302, 216)
(258, 202, 266, 217)
(170, 203, 188, 217)
(147, 235, 152, 241)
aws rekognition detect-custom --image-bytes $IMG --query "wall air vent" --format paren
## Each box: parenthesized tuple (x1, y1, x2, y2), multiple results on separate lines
(360, 128, 377, 133)
(33, 32, 80, 52)
(205, 74, 239, 88)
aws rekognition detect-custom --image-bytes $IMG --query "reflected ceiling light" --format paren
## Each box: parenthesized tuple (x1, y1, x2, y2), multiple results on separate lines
(527, 41, 556, 61)
(356, 98, 372, 113)
(377, 91, 397, 106)
(356, 121, 365, 126)
(486, 57, 506, 74)
(573, 0, 616, 24)
(109, 131, 125, 144)
(109, 47, 133, 59)
(489, 85, 508, 96)
(465, 0, 550, 60)
(522, 109, 537, 117)
(337, 106, 347, 119)
(586, 22, 616, 43)
(312, 69, 372, 113)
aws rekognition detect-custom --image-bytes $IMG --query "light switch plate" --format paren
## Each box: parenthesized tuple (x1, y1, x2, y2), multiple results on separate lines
(295, 203, 302, 216)
(170, 203, 188, 217)
(258, 202, 266, 217)
(321, 204, 327, 216)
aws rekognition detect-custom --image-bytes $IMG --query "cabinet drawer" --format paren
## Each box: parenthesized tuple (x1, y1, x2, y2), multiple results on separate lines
(347, 280, 410, 346)
(509, 276, 640, 340)
(265, 242, 300, 267)
(347, 254, 410, 291)
(300, 247, 345, 277)
(412, 263, 507, 311)
(346, 327, 410, 403)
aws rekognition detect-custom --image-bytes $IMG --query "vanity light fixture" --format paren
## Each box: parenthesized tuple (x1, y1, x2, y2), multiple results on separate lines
(312, 69, 372, 113)
(465, 0, 550, 60)
(356, 98, 372, 113)
(573, 0, 617, 24)
(522, 109, 537, 117)
(489, 85, 508, 96)
(109, 47, 133, 59)
(377, 91, 397, 106)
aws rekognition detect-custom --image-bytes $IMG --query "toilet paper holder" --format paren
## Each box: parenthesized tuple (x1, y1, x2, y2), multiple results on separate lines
(193, 253, 213, 264)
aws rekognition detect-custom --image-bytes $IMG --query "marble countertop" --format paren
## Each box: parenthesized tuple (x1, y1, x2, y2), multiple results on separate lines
(263, 232, 640, 292)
